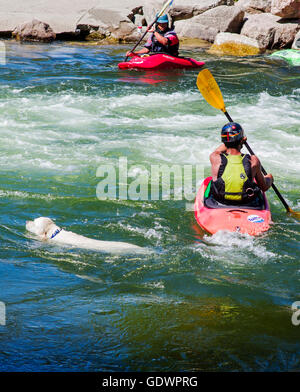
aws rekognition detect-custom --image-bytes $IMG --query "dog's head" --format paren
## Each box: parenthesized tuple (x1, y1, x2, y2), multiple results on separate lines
(26, 217, 60, 239)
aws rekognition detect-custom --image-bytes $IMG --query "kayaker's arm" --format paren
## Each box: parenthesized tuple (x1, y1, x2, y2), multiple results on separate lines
(126, 47, 150, 57)
(153, 31, 168, 46)
(147, 25, 169, 47)
(251, 155, 273, 192)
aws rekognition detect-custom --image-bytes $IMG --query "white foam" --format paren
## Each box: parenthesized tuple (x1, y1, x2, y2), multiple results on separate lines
(193, 230, 277, 265)
(0, 88, 299, 184)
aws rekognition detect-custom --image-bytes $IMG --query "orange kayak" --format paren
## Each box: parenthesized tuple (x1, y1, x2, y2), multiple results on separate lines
(194, 177, 272, 236)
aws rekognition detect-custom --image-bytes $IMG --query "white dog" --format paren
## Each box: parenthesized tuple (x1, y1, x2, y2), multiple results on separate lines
(26, 217, 147, 254)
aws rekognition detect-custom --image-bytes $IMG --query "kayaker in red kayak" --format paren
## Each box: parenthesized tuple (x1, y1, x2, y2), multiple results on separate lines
(209, 122, 273, 205)
(126, 13, 179, 58)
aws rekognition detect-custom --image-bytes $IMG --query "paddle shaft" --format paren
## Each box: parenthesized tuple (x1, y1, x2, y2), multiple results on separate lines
(223, 111, 291, 212)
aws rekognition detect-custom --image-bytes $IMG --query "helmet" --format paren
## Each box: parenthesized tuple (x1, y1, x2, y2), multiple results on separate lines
(156, 14, 169, 23)
(221, 122, 244, 145)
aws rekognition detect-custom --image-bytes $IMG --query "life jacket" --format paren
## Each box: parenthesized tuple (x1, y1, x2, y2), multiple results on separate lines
(146, 28, 179, 56)
(212, 153, 261, 203)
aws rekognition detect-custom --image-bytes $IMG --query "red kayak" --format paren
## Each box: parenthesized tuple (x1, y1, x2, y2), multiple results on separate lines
(118, 53, 205, 70)
(194, 177, 272, 236)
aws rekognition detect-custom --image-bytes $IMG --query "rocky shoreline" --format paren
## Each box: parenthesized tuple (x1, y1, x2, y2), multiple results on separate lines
(0, 0, 299, 55)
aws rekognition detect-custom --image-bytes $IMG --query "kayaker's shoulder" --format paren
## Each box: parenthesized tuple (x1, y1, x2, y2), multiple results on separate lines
(210, 144, 228, 160)
(209, 150, 220, 163)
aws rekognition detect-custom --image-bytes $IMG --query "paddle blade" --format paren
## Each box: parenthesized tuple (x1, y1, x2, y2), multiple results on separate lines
(197, 69, 226, 113)
(289, 209, 300, 219)
(158, 0, 174, 17)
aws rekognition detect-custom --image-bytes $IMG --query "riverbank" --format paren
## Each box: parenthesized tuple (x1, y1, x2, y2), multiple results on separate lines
(1, 0, 299, 55)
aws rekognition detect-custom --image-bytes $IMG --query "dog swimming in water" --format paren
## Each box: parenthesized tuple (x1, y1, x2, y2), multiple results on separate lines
(26, 217, 148, 254)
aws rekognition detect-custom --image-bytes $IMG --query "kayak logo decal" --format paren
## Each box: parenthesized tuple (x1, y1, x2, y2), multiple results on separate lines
(247, 214, 264, 223)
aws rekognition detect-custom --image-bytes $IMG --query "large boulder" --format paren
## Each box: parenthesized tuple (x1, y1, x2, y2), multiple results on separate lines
(271, 0, 300, 19)
(235, 0, 272, 13)
(168, 0, 234, 22)
(209, 32, 263, 55)
(175, 5, 245, 42)
(12, 19, 56, 42)
(76, 6, 140, 42)
(175, 22, 219, 42)
(273, 19, 300, 49)
(241, 13, 300, 49)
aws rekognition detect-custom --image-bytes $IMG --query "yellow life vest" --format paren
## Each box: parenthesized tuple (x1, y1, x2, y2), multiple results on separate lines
(222, 155, 248, 201)
(212, 153, 259, 203)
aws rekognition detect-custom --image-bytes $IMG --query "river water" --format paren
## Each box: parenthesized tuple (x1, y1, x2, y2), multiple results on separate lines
(0, 41, 299, 371)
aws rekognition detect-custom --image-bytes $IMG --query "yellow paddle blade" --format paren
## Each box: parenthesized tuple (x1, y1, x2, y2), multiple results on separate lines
(196, 69, 226, 113)
(289, 209, 300, 219)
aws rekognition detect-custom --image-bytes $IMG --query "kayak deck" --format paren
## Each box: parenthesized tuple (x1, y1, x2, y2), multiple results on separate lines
(118, 54, 205, 70)
(270, 49, 300, 66)
(194, 177, 272, 236)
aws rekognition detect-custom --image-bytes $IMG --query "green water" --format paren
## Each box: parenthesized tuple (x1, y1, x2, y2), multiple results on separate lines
(0, 41, 299, 371)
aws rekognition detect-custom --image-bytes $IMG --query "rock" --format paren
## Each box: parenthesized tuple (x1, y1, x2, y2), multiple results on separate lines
(209, 32, 263, 55)
(77, 6, 140, 42)
(292, 30, 300, 49)
(169, 0, 233, 22)
(12, 19, 56, 42)
(134, 14, 147, 27)
(169, 6, 196, 22)
(273, 19, 300, 49)
(142, 1, 161, 27)
(127, 6, 143, 23)
(241, 13, 300, 49)
(175, 21, 220, 42)
(235, 0, 272, 13)
(271, 0, 300, 19)
(175, 5, 245, 42)
(240, 13, 278, 48)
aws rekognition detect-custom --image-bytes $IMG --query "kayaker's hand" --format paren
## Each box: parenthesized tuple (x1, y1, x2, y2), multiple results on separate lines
(126, 51, 134, 57)
(265, 173, 274, 184)
(147, 26, 155, 33)
(242, 136, 247, 144)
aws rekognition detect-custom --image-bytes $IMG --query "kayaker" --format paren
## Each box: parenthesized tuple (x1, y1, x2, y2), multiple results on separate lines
(210, 122, 273, 205)
(126, 14, 179, 58)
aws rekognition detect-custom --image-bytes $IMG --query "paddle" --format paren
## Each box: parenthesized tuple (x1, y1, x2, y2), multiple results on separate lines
(124, 0, 174, 62)
(196, 69, 300, 218)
